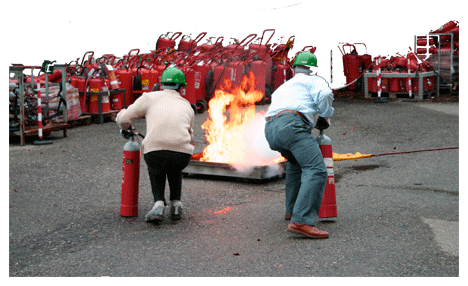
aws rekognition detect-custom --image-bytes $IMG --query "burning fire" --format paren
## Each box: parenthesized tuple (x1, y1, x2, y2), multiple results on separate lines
(200, 72, 285, 167)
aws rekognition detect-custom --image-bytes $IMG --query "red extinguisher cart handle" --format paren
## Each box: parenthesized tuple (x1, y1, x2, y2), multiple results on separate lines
(354, 43, 368, 54)
(171, 32, 182, 41)
(259, 29, 275, 46)
(339, 43, 356, 55)
(238, 33, 257, 48)
(127, 48, 140, 56)
(194, 32, 207, 44)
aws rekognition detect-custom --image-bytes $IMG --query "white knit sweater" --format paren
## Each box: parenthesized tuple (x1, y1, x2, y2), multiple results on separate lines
(115, 89, 195, 155)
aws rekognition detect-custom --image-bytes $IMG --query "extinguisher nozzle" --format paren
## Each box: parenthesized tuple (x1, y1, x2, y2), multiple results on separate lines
(121, 129, 135, 139)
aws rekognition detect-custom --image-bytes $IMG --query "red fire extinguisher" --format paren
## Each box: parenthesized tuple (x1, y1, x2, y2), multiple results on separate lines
(88, 76, 111, 114)
(120, 127, 144, 217)
(115, 67, 133, 107)
(316, 122, 337, 219)
(178, 32, 207, 51)
(248, 60, 268, 101)
(103, 64, 120, 90)
(156, 32, 182, 51)
(430, 20, 459, 34)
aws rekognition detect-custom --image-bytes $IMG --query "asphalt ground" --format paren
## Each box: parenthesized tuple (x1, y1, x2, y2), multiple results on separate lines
(8, 94, 460, 277)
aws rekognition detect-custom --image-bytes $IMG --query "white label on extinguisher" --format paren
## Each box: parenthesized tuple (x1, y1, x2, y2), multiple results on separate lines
(195, 71, 201, 82)
(195, 82, 200, 89)
(329, 177, 335, 184)
(327, 168, 334, 176)
(230, 68, 236, 81)
(103, 95, 109, 103)
(324, 158, 334, 167)
(142, 79, 149, 90)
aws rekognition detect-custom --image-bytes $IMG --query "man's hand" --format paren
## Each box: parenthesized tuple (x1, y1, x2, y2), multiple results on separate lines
(315, 117, 330, 131)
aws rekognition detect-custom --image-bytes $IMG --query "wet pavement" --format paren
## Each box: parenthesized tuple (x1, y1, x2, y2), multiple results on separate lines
(9, 97, 459, 277)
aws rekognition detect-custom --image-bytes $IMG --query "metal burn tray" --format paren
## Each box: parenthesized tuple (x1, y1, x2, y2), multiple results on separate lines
(183, 153, 287, 181)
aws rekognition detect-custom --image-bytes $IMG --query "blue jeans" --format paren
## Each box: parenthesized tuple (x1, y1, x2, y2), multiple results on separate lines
(264, 113, 327, 226)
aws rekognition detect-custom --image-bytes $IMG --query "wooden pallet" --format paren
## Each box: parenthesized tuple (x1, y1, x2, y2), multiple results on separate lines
(67, 115, 92, 128)
(82, 110, 120, 124)
(24, 122, 68, 137)
(9, 122, 68, 145)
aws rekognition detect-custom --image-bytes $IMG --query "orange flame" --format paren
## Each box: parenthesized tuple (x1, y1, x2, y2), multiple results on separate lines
(212, 206, 234, 215)
(200, 72, 285, 165)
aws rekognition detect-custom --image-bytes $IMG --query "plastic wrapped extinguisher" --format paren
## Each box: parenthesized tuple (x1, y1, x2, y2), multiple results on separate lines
(120, 127, 145, 217)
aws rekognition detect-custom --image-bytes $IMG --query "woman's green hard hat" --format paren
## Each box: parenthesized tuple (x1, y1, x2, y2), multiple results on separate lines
(160, 67, 187, 87)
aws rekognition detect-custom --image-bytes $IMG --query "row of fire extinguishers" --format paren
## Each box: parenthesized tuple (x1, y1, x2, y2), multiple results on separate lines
(339, 42, 437, 94)
(339, 42, 438, 94)
(118, 118, 337, 220)
(69, 52, 126, 115)
(64, 29, 318, 116)
(366, 51, 437, 94)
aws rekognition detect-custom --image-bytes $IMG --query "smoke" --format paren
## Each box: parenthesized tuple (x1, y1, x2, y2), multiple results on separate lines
(231, 113, 284, 173)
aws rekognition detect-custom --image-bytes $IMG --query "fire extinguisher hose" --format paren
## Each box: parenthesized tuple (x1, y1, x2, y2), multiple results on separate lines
(83, 68, 100, 105)
(332, 64, 373, 91)
(207, 54, 232, 98)
(333, 146, 458, 161)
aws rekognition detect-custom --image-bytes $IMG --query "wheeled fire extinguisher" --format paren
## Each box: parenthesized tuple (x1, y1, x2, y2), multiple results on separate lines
(120, 127, 145, 217)
(315, 117, 337, 219)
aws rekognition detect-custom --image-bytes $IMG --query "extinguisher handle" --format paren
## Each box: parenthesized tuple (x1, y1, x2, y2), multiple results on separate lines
(80, 51, 94, 66)
(121, 125, 145, 140)
(239, 34, 257, 47)
(171, 32, 182, 41)
(121, 129, 135, 139)
(315, 116, 330, 131)
(121, 125, 135, 139)
(261, 29, 275, 46)
(194, 32, 207, 44)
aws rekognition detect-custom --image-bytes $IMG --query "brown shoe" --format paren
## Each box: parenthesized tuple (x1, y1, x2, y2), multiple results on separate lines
(285, 213, 292, 220)
(287, 223, 329, 238)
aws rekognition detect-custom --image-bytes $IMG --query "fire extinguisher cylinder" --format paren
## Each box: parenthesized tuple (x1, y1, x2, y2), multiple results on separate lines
(316, 129, 337, 219)
(120, 135, 141, 217)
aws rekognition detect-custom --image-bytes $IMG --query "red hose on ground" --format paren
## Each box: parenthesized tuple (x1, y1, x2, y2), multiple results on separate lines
(371, 146, 459, 157)
(333, 146, 459, 161)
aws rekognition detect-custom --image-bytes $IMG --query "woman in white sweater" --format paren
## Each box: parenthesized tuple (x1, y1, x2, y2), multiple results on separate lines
(116, 67, 195, 223)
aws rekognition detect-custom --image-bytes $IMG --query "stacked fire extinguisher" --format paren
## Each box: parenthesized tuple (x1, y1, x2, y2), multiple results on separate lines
(364, 20, 459, 95)
(365, 52, 436, 94)
(415, 20, 459, 57)
(415, 20, 459, 94)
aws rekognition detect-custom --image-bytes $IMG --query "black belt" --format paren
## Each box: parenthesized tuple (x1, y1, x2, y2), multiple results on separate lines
(266, 110, 308, 122)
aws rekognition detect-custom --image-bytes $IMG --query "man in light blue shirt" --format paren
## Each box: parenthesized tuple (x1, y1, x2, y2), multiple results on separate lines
(264, 51, 334, 238)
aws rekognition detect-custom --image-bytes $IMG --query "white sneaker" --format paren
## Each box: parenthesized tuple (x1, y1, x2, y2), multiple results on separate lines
(145, 200, 165, 223)
(170, 200, 183, 221)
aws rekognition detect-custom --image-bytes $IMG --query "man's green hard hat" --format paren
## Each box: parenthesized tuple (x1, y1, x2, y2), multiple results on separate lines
(292, 51, 318, 68)
(161, 67, 187, 87)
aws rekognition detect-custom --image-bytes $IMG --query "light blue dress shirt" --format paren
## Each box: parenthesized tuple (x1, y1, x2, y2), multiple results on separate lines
(264, 73, 334, 124)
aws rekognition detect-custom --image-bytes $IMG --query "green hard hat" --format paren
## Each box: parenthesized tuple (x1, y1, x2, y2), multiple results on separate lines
(293, 51, 318, 67)
(161, 67, 187, 87)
